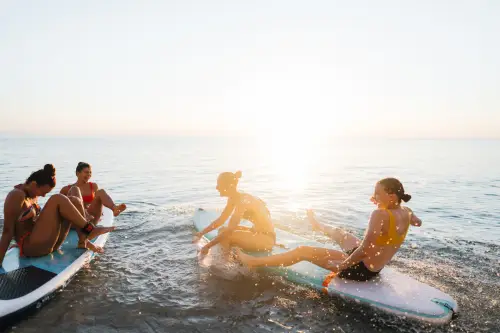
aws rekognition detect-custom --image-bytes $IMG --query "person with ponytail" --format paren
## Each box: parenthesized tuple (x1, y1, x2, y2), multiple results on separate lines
(0, 164, 115, 267)
(237, 178, 422, 282)
(194, 171, 276, 256)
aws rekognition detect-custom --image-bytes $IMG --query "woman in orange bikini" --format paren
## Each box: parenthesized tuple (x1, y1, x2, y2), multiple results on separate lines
(0, 164, 115, 267)
(237, 178, 422, 282)
(60, 162, 126, 250)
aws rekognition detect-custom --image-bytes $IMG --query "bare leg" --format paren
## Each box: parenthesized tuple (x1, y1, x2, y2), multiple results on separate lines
(23, 194, 115, 257)
(236, 245, 347, 269)
(87, 189, 126, 220)
(66, 194, 103, 253)
(307, 209, 361, 252)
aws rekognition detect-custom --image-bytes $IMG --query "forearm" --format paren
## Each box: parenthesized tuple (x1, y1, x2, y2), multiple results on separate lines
(199, 218, 225, 236)
(338, 246, 367, 270)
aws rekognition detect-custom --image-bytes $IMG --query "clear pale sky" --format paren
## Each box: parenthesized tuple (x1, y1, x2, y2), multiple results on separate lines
(0, 1, 498, 138)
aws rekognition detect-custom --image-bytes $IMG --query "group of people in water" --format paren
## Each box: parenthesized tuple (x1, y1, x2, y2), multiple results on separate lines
(1, 164, 421, 283)
(0, 163, 125, 265)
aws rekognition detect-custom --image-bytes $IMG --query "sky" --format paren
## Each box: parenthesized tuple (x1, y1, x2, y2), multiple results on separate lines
(0, 0, 499, 138)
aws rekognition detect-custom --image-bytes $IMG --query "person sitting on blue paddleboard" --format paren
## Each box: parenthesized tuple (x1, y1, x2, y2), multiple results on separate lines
(237, 178, 422, 282)
(194, 171, 276, 257)
(60, 162, 127, 222)
(60, 162, 126, 251)
(0, 164, 115, 267)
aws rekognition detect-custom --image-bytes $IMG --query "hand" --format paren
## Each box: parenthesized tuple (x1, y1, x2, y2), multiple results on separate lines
(192, 232, 203, 244)
(199, 245, 210, 256)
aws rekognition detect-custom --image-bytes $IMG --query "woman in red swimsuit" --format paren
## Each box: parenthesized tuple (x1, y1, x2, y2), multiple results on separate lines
(61, 162, 127, 220)
(0, 164, 115, 267)
(60, 162, 126, 249)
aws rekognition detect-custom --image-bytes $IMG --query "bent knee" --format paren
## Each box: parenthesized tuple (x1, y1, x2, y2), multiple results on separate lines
(68, 186, 82, 196)
(68, 196, 83, 205)
(48, 193, 69, 203)
(95, 189, 107, 196)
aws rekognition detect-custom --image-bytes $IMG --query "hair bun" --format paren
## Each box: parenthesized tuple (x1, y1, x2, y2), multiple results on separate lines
(401, 193, 412, 202)
(234, 170, 242, 179)
(43, 164, 56, 177)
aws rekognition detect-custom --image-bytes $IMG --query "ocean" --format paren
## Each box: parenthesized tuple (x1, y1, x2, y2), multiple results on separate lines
(0, 136, 499, 332)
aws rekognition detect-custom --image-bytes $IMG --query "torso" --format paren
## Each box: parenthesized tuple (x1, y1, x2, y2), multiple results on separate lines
(362, 207, 412, 271)
(237, 193, 274, 233)
(12, 189, 40, 243)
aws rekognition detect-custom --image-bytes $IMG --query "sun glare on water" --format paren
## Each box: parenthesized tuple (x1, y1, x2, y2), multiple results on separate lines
(255, 115, 330, 212)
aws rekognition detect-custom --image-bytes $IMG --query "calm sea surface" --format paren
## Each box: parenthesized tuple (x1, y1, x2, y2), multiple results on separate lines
(0, 137, 499, 332)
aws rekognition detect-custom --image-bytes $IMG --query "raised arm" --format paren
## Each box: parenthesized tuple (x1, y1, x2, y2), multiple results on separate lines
(405, 207, 422, 227)
(0, 191, 24, 266)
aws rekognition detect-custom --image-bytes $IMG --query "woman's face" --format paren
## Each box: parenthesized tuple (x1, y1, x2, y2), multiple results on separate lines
(77, 167, 92, 183)
(33, 183, 54, 197)
(216, 177, 236, 197)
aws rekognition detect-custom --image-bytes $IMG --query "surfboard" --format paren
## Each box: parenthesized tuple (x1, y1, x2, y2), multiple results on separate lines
(0, 207, 114, 325)
(193, 208, 458, 325)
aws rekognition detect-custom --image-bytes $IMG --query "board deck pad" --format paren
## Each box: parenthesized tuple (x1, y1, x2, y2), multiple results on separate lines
(0, 208, 114, 323)
(193, 208, 458, 325)
(0, 266, 57, 300)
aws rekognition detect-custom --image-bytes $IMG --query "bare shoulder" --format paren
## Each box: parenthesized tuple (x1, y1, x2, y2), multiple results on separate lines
(371, 208, 389, 220)
(5, 189, 25, 206)
(92, 182, 99, 191)
(60, 185, 71, 194)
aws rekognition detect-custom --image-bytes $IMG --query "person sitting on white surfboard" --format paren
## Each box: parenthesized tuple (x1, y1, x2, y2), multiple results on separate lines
(193, 171, 276, 257)
(237, 178, 422, 282)
(0, 164, 115, 267)
(60, 162, 126, 250)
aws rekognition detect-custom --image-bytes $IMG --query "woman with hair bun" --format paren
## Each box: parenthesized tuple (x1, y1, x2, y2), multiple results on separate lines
(0, 164, 115, 267)
(194, 171, 276, 256)
(237, 178, 422, 282)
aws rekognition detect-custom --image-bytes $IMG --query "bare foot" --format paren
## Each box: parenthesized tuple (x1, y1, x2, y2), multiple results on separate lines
(78, 240, 104, 253)
(88, 226, 116, 240)
(306, 209, 321, 231)
(112, 204, 127, 217)
(235, 248, 256, 268)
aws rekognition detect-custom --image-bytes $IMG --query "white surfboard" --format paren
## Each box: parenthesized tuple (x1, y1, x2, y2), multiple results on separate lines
(0, 208, 114, 324)
(193, 208, 458, 325)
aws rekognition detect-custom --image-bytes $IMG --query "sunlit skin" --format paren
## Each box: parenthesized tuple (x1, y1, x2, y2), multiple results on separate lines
(60, 163, 126, 252)
(194, 172, 276, 258)
(237, 181, 422, 278)
(0, 166, 115, 267)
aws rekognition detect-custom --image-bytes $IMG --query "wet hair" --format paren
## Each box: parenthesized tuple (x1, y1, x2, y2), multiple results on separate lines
(378, 177, 411, 203)
(218, 170, 242, 188)
(26, 164, 56, 187)
(76, 162, 91, 173)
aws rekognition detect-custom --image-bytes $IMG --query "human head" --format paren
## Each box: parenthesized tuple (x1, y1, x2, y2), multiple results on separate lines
(25, 164, 56, 197)
(76, 162, 92, 183)
(371, 177, 411, 208)
(216, 170, 242, 197)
